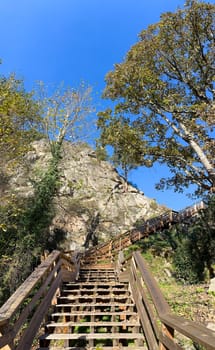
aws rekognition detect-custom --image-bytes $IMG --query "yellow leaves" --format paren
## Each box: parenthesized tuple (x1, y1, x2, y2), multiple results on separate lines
(39, 82, 94, 150)
(0, 224, 7, 232)
(0, 75, 41, 163)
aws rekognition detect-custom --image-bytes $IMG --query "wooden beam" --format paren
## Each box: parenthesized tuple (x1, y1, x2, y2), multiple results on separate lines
(0, 251, 61, 326)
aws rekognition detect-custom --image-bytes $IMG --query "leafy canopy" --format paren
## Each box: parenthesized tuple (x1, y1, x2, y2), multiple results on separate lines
(98, 0, 215, 196)
(0, 73, 42, 162)
(37, 81, 95, 154)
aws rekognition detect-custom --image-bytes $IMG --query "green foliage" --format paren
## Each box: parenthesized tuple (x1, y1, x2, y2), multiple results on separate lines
(0, 73, 42, 162)
(0, 144, 65, 305)
(19, 153, 60, 245)
(38, 81, 95, 151)
(130, 197, 215, 284)
(97, 111, 152, 180)
(0, 70, 97, 306)
(173, 240, 204, 284)
(98, 0, 215, 196)
(173, 196, 215, 283)
(149, 200, 159, 211)
(95, 143, 108, 162)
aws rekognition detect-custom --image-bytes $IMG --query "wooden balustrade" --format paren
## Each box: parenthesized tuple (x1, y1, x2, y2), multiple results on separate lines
(128, 251, 215, 350)
(82, 201, 206, 267)
(0, 250, 80, 350)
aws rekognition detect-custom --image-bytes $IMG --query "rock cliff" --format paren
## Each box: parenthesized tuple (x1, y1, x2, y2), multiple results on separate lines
(6, 140, 167, 251)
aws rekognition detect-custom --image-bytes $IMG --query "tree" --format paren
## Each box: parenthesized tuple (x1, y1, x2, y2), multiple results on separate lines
(97, 110, 152, 181)
(98, 0, 215, 196)
(38, 82, 95, 155)
(173, 195, 215, 283)
(0, 73, 42, 163)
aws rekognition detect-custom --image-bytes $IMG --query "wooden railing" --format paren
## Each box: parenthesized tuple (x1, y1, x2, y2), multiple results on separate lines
(0, 250, 81, 350)
(82, 201, 206, 266)
(128, 251, 215, 350)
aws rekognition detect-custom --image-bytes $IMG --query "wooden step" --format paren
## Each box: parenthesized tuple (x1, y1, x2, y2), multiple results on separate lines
(78, 275, 116, 278)
(80, 264, 115, 269)
(79, 272, 115, 274)
(79, 271, 116, 275)
(61, 290, 131, 296)
(40, 332, 145, 340)
(79, 270, 115, 274)
(38, 347, 146, 350)
(51, 311, 138, 317)
(65, 282, 128, 286)
(62, 287, 127, 292)
(79, 270, 115, 272)
(58, 296, 133, 302)
(77, 279, 117, 282)
(56, 303, 135, 308)
(46, 321, 140, 329)
(78, 273, 116, 276)
(62, 287, 130, 292)
(38, 347, 86, 350)
(38, 265, 145, 350)
(60, 293, 131, 298)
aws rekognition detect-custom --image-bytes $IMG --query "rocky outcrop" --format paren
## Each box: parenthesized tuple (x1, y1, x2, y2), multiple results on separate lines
(6, 140, 168, 251)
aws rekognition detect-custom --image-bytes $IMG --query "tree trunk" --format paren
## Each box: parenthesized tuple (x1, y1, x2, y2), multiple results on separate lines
(179, 122, 215, 191)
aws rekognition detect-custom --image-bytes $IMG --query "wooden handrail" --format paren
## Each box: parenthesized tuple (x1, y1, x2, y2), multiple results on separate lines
(0, 250, 80, 350)
(82, 201, 206, 266)
(130, 251, 215, 350)
(0, 250, 61, 327)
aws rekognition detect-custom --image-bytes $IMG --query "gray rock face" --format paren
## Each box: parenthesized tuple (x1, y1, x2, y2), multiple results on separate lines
(6, 140, 168, 250)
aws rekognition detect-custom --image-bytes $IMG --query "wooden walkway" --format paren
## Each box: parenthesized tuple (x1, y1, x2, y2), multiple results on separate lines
(0, 201, 214, 349)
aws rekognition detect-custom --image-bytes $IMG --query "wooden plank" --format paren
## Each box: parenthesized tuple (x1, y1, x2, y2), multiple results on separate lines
(80, 265, 114, 269)
(0, 250, 61, 326)
(160, 313, 215, 350)
(38, 347, 146, 350)
(60, 258, 74, 270)
(133, 251, 171, 316)
(46, 321, 140, 327)
(52, 311, 137, 316)
(13, 260, 62, 337)
(0, 327, 15, 349)
(65, 282, 127, 286)
(130, 259, 159, 339)
(61, 270, 77, 282)
(129, 266, 159, 350)
(16, 271, 62, 350)
(132, 252, 215, 349)
(58, 295, 132, 301)
(41, 332, 145, 340)
(0, 261, 60, 348)
(81, 204, 204, 268)
(62, 287, 129, 292)
(159, 332, 183, 350)
(56, 303, 135, 307)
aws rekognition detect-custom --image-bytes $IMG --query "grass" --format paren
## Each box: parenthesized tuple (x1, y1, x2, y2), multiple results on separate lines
(123, 244, 215, 325)
(140, 250, 215, 324)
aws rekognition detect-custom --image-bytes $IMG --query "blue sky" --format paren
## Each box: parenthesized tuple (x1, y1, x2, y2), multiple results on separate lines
(0, 0, 212, 210)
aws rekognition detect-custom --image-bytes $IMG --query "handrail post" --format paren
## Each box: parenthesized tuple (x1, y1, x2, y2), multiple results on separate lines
(0, 321, 14, 349)
(109, 240, 113, 263)
(159, 324, 174, 350)
(116, 250, 125, 274)
(72, 251, 81, 280)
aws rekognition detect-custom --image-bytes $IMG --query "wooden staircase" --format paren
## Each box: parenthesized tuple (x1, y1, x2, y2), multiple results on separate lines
(0, 250, 214, 349)
(38, 266, 146, 350)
